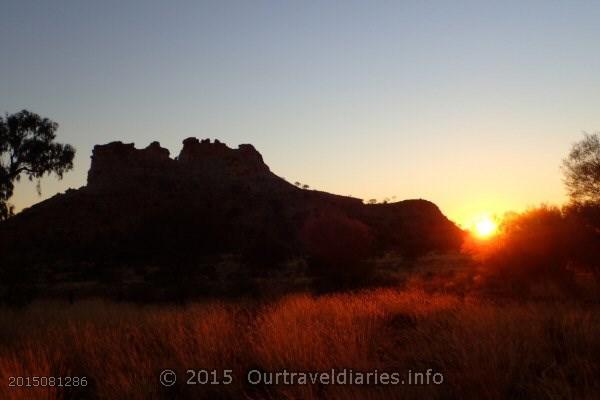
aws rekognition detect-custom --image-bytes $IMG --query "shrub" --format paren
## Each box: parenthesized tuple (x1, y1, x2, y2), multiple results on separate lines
(469, 206, 577, 296)
(563, 202, 600, 281)
(299, 212, 375, 289)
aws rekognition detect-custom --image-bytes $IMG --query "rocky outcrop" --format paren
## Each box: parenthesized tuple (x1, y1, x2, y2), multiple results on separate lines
(0, 138, 464, 271)
(87, 138, 270, 192)
(87, 141, 174, 191)
(178, 138, 269, 177)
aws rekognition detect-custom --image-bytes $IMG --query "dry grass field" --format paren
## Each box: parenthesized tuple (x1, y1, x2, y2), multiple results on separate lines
(1, 283, 599, 400)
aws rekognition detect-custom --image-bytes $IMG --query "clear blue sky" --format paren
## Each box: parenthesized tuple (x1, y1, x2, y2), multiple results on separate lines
(2, 1, 600, 225)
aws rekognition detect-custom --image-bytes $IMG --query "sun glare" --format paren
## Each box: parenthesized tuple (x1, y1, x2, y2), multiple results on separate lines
(474, 216, 497, 238)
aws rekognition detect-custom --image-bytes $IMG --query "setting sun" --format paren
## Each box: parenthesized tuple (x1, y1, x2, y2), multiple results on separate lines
(474, 216, 497, 238)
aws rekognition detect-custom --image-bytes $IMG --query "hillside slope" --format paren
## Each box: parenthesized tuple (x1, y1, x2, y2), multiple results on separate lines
(0, 138, 463, 271)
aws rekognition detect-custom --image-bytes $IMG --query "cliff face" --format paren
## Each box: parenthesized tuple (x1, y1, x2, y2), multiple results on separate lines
(87, 141, 174, 191)
(178, 138, 270, 177)
(87, 139, 271, 192)
(0, 138, 463, 269)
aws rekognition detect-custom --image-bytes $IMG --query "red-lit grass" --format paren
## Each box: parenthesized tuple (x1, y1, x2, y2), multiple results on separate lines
(0, 288, 598, 399)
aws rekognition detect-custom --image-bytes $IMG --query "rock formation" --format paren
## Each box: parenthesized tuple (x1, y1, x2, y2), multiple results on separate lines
(0, 138, 464, 276)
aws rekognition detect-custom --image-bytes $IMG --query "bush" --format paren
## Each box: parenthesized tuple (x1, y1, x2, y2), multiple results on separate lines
(299, 212, 375, 289)
(563, 202, 600, 281)
(468, 206, 578, 296)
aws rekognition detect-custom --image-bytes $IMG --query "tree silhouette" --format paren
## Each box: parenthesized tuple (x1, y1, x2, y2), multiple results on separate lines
(0, 110, 75, 220)
(563, 133, 600, 203)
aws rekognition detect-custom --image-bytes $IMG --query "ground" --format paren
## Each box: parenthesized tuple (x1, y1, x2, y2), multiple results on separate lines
(1, 257, 599, 400)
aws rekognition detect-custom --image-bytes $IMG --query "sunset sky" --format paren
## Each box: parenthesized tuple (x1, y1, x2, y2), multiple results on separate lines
(2, 1, 600, 227)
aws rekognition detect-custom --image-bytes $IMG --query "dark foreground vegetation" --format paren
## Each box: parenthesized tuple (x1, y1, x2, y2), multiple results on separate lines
(3, 200, 600, 400)
(1, 264, 599, 400)
(465, 202, 600, 298)
(3, 199, 600, 400)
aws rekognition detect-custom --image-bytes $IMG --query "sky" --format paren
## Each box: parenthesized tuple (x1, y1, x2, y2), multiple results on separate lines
(2, 1, 600, 227)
